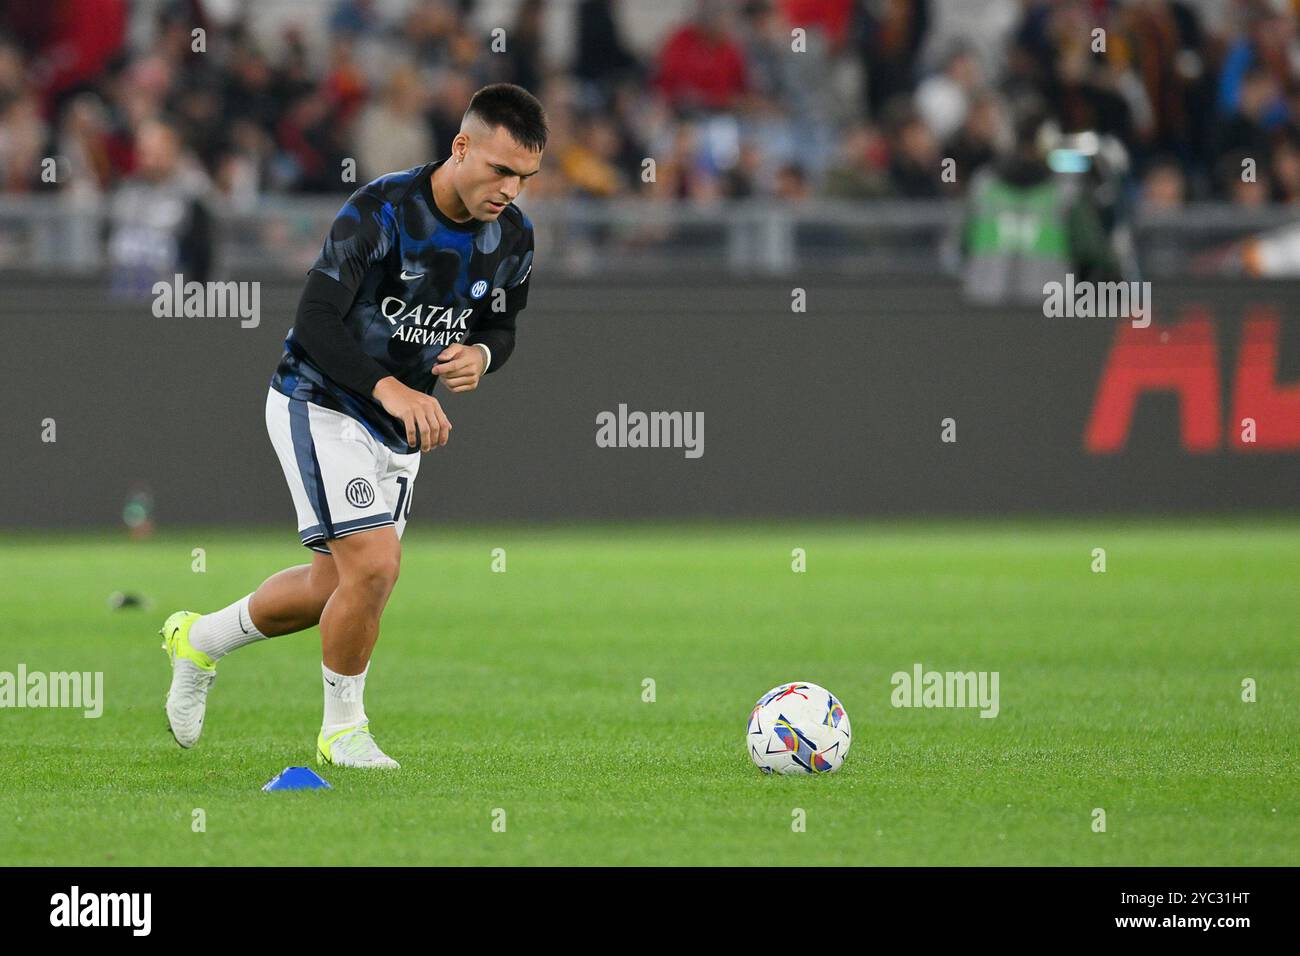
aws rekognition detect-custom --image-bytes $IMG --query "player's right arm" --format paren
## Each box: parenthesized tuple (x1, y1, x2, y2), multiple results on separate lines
(293, 180, 451, 452)
(292, 273, 450, 452)
(372, 376, 451, 451)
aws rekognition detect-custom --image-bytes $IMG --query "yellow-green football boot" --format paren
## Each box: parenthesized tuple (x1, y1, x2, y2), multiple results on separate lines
(317, 723, 400, 769)
(159, 611, 216, 748)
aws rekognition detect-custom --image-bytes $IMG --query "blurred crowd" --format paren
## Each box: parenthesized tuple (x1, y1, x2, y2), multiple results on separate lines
(4, 0, 1300, 213)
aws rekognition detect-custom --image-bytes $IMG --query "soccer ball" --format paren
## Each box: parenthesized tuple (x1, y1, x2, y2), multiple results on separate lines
(747, 681, 851, 775)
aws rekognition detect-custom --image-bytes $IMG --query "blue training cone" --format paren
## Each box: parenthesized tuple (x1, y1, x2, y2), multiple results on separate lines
(263, 766, 332, 792)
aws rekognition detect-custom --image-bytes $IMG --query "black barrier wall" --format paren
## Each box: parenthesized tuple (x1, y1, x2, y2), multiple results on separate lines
(2, 277, 1298, 531)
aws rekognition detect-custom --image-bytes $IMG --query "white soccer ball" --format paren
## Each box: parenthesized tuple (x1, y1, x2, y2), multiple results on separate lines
(747, 681, 851, 775)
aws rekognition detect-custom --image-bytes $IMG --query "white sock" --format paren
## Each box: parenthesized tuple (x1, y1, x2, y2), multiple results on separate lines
(322, 662, 368, 737)
(189, 594, 267, 660)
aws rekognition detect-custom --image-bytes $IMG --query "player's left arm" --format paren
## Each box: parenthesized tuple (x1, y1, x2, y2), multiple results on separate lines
(431, 309, 518, 393)
(434, 223, 534, 392)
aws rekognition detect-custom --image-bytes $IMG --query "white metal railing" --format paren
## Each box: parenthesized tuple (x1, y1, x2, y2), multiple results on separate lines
(0, 195, 1294, 279)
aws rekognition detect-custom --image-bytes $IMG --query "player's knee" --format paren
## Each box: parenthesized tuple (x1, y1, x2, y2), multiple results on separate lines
(351, 564, 398, 606)
(345, 548, 400, 602)
(329, 528, 400, 601)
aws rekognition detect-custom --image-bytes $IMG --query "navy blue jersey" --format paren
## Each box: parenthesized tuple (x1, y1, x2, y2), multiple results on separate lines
(271, 160, 534, 453)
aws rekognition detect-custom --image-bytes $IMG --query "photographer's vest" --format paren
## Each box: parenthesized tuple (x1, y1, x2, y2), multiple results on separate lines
(962, 170, 1077, 305)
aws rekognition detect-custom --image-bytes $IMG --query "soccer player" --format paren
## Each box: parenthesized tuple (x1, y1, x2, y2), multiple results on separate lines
(158, 84, 546, 768)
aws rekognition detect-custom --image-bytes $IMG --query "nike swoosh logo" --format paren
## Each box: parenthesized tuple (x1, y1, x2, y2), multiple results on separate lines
(400, 270, 423, 281)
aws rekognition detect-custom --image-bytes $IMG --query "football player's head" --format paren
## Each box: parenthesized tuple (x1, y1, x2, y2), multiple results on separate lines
(449, 83, 547, 221)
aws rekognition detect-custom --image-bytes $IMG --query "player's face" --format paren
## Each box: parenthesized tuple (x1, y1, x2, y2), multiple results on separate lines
(456, 125, 542, 220)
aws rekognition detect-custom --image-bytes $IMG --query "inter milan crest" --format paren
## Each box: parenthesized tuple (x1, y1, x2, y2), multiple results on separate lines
(345, 477, 375, 508)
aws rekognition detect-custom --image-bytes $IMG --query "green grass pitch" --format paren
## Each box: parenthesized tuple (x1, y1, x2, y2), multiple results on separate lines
(0, 519, 1296, 866)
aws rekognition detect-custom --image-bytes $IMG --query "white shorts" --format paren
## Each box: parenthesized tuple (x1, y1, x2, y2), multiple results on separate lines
(265, 387, 420, 554)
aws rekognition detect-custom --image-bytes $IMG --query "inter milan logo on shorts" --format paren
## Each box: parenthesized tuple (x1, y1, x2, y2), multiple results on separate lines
(345, 478, 375, 508)
(470, 279, 489, 299)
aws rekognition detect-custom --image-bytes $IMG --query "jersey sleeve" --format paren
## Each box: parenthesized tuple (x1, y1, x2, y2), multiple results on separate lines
(503, 220, 534, 312)
(466, 220, 534, 374)
(309, 183, 397, 295)
(291, 270, 392, 397)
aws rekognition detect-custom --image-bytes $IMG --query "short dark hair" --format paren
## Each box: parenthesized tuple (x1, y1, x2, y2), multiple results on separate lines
(464, 83, 549, 152)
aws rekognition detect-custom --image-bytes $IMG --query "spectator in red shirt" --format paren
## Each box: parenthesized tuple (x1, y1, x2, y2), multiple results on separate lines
(3, 0, 128, 118)
(654, 0, 749, 112)
(779, 0, 853, 52)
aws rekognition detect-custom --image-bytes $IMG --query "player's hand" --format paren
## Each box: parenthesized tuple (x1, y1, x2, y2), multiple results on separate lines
(432, 343, 487, 393)
(371, 377, 451, 452)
